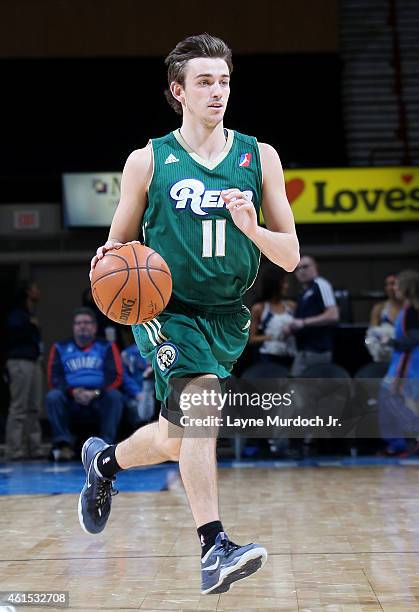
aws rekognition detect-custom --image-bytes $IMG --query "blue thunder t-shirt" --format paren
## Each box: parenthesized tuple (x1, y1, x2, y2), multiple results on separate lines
(53, 339, 113, 388)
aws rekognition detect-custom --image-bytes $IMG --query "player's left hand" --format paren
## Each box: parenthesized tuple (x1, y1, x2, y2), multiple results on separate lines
(222, 189, 258, 237)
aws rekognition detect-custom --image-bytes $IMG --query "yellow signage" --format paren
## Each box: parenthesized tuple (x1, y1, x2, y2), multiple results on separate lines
(280, 167, 419, 223)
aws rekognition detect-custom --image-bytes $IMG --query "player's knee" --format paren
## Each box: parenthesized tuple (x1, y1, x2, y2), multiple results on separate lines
(156, 432, 181, 461)
(165, 438, 181, 461)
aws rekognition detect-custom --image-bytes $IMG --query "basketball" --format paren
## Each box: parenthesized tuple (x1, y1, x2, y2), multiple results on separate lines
(91, 242, 172, 325)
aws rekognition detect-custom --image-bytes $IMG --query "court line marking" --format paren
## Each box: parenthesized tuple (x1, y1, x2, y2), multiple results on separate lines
(1, 551, 419, 563)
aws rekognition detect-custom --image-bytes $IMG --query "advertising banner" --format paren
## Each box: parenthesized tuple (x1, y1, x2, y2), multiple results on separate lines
(63, 167, 419, 227)
(284, 166, 419, 223)
(62, 173, 121, 227)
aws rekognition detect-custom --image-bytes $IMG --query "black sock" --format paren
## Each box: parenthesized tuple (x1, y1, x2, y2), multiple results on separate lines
(197, 520, 224, 557)
(94, 445, 123, 479)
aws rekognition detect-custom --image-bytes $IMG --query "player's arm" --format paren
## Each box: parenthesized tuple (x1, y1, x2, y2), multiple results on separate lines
(90, 144, 153, 277)
(223, 143, 299, 272)
(255, 143, 299, 271)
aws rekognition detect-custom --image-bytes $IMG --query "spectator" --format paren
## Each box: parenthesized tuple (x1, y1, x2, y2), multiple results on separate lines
(5, 280, 43, 460)
(366, 273, 403, 363)
(370, 273, 403, 326)
(249, 264, 296, 369)
(379, 270, 419, 456)
(287, 255, 339, 376)
(82, 287, 120, 344)
(45, 307, 123, 460)
(121, 345, 155, 427)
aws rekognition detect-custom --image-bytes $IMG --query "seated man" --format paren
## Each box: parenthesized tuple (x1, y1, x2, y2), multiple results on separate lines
(46, 307, 124, 460)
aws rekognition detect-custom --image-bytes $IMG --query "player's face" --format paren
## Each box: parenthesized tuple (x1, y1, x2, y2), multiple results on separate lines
(181, 58, 230, 126)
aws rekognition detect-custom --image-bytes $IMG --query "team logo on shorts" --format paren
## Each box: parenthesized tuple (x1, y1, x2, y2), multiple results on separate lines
(156, 343, 178, 372)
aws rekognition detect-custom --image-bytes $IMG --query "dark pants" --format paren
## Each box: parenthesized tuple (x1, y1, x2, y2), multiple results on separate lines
(379, 386, 419, 453)
(45, 389, 123, 447)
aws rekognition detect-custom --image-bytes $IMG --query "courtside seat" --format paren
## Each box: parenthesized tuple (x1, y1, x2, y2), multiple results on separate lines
(350, 361, 389, 450)
(240, 362, 289, 381)
(296, 363, 352, 455)
(231, 362, 290, 460)
(354, 361, 389, 380)
(299, 362, 352, 380)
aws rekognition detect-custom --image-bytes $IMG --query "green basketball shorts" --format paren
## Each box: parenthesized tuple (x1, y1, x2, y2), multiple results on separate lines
(131, 299, 251, 422)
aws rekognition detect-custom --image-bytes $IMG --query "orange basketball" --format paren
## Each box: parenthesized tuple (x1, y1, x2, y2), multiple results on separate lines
(91, 243, 172, 325)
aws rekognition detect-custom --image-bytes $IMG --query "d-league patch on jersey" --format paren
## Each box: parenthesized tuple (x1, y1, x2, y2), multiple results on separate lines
(156, 343, 179, 373)
(239, 153, 252, 167)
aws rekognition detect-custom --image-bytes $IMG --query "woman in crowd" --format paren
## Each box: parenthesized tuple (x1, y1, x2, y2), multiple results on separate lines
(249, 263, 296, 370)
(379, 270, 419, 456)
(370, 273, 403, 326)
(366, 273, 403, 363)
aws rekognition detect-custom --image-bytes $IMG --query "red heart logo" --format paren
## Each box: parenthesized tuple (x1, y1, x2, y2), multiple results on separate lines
(401, 174, 413, 184)
(285, 178, 305, 204)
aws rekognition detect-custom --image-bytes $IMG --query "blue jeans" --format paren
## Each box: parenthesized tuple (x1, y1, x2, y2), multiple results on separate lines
(379, 386, 419, 453)
(45, 389, 123, 447)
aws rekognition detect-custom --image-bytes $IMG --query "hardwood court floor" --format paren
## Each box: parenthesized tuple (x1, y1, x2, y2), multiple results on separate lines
(1, 465, 419, 611)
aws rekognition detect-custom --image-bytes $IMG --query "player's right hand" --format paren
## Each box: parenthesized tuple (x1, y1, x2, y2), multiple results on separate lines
(90, 239, 142, 281)
(89, 239, 124, 281)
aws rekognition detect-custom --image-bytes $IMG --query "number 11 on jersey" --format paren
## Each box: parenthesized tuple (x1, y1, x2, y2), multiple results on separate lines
(202, 219, 226, 258)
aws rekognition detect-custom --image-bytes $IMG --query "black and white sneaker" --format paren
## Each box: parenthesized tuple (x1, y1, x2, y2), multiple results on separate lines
(201, 532, 267, 594)
(78, 437, 118, 534)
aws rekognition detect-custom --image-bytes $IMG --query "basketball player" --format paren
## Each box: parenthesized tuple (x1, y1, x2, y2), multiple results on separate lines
(79, 34, 299, 594)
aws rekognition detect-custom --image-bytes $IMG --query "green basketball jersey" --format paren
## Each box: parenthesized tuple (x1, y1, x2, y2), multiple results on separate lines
(143, 129, 262, 312)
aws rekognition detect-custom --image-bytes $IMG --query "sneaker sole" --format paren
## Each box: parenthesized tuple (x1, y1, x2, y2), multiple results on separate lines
(202, 547, 268, 595)
(77, 486, 91, 534)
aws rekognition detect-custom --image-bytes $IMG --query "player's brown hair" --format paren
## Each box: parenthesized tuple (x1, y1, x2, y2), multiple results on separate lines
(164, 33, 233, 115)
